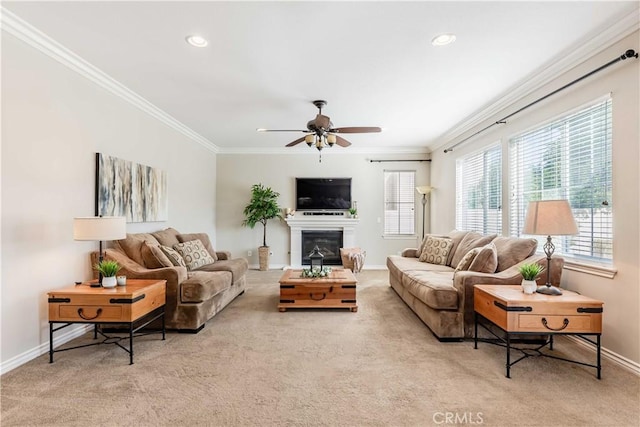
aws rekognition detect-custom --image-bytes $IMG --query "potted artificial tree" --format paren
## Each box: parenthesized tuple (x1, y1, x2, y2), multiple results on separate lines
(242, 183, 282, 271)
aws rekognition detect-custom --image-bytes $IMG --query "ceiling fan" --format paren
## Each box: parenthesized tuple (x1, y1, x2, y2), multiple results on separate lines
(257, 100, 382, 151)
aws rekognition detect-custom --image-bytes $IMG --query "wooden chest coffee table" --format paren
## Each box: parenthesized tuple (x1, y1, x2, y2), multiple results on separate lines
(278, 268, 358, 312)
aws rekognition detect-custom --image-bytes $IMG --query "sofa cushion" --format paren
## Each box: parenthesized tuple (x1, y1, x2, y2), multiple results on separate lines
(178, 233, 218, 261)
(402, 271, 458, 310)
(173, 239, 215, 271)
(492, 237, 538, 272)
(141, 242, 174, 269)
(468, 242, 498, 273)
(450, 232, 497, 268)
(446, 230, 470, 265)
(418, 236, 454, 265)
(116, 233, 160, 266)
(152, 228, 181, 247)
(195, 258, 249, 283)
(181, 271, 232, 303)
(454, 247, 481, 273)
(160, 245, 187, 268)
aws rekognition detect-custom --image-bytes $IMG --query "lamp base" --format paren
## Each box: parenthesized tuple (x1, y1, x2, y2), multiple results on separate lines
(536, 284, 563, 295)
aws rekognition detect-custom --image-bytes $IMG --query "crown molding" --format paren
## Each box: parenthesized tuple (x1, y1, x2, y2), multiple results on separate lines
(218, 145, 430, 155)
(1, 7, 219, 154)
(431, 8, 640, 152)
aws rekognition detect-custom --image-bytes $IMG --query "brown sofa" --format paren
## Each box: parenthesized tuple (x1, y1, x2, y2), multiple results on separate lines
(386, 230, 564, 340)
(94, 228, 248, 332)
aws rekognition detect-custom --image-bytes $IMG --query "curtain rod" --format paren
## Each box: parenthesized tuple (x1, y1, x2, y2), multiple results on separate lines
(368, 159, 431, 162)
(444, 49, 638, 153)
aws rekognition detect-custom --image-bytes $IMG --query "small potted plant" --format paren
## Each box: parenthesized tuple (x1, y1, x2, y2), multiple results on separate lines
(518, 263, 544, 294)
(94, 260, 120, 288)
(348, 207, 358, 218)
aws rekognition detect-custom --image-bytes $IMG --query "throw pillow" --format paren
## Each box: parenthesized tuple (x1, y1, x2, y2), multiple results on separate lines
(141, 242, 174, 269)
(177, 233, 218, 261)
(173, 239, 215, 271)
(454, 247, 481, 273)
(491, 236, 538, 272)
(160, 245, 187, 268)
(416, 234, 447, 258)
(418, 236, 454, 265)
(449, 232, 497, 268)
(468, 242, 498, 273)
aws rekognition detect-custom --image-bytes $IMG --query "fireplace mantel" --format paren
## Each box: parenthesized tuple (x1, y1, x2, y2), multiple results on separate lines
(286, 215, 359, 268)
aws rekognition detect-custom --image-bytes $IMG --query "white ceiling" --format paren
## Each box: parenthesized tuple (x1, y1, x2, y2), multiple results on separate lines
(3, 1, 638, 154)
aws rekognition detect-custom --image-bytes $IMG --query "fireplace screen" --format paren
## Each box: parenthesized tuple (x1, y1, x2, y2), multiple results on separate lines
(301, 231, 343, 265)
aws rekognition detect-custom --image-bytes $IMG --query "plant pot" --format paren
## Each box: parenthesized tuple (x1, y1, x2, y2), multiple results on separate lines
(102, 276, 117, 288)
(258, 246, 270, 271)
(521, 279, 537, 295)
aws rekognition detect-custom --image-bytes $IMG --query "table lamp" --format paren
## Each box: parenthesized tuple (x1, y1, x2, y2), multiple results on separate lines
(522, 200, 578, 295)
(415, 186, 433, 240)
(74, 216, 126, 284)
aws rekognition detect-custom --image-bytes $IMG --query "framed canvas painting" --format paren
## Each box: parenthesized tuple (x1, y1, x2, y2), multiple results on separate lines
(96, 153, 168, 222)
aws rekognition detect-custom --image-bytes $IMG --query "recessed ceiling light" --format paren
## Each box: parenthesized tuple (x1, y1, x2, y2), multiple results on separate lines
(431, 33, 456, 46)
(186, 35, 208, 48)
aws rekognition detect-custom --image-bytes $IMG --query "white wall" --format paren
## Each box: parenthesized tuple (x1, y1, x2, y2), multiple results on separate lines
(430, 32, 639, 364)
(1, 32, 218, 371)
(216, 152, 430, 268)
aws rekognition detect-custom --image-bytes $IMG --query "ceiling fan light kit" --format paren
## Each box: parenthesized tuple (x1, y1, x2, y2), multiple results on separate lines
(258, 100, 382, 162)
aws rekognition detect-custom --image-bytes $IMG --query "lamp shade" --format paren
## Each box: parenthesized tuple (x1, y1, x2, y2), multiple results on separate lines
(416, 186, 433, 195)
(523, 200, 578, 236)
(73, 216, 126, 241)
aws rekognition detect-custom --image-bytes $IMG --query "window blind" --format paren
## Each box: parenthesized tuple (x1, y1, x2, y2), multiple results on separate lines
(384, 170, 415, 235)
(509, 98, 612, 262)
(456, 144, 502, 234)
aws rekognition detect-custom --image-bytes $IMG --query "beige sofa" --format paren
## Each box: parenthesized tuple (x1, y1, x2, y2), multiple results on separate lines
(386, 230, 563, 340)
(94, 228, 248, 333)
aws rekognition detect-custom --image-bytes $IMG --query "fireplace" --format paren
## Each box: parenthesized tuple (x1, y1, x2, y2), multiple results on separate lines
(301, 230, 343, 265)
(285, 215, 359, 268)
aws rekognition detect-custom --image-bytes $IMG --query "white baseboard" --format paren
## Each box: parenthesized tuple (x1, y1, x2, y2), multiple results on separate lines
(0, 324, 91, 375)
(565, 336, 640, 376)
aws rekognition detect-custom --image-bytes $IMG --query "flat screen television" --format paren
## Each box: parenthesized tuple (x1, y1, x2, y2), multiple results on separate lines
(296, 178, 352, 211)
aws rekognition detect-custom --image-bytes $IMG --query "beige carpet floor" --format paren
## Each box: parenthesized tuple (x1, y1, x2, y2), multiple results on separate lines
(1, 270, 639, 427)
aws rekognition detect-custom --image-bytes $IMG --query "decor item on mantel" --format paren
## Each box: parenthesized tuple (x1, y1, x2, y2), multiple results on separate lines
(523, 199, 578, 295)
(518, 263, 544, 294)
(242, 184, 283, 271)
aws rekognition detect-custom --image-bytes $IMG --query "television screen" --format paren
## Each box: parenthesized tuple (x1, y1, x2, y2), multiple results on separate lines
(296, 178, 352, 210)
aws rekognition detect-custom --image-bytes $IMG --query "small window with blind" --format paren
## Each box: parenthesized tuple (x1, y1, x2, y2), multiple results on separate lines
(509, 97, 612, 263)
(456, 144, 502, 235)
(384, 170, 415, 235)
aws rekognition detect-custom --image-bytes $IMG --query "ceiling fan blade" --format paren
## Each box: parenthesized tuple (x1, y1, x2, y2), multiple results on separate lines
(331, 126, 382, 134)
(314, 114, 332, 130)
(285, 136, 307, 147)
(334, 135, 352, 147)
(257, 129, 308, 132)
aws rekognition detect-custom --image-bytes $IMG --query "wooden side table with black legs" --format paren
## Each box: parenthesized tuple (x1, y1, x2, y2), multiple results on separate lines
(473, 284, 603, 379)
(48, 279, 166, 365)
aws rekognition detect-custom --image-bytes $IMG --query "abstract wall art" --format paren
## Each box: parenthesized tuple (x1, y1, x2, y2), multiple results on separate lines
(96, 153, 168, 222)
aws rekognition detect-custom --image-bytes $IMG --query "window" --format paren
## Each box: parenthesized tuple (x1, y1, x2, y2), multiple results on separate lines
(456, 144, 502, 234)
(384, 170, 415, 235)
(509, 98, 612, 263)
